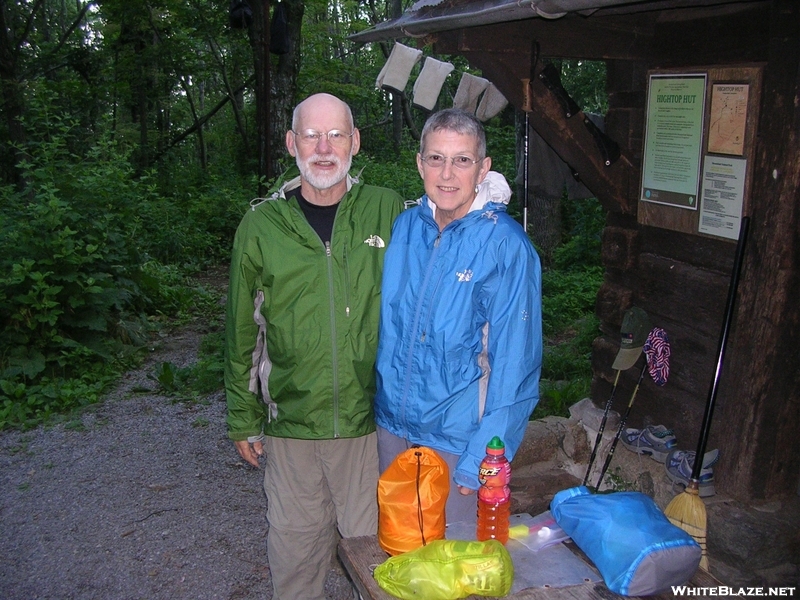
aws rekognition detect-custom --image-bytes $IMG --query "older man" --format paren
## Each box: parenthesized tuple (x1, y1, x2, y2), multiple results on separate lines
(225, 93, 404, 599)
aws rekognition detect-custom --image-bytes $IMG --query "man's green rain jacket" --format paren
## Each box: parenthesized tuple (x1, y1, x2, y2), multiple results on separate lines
(225, 171, 404, 442)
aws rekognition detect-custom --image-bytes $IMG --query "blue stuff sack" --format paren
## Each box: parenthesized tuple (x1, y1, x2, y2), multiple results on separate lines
(551, 486, 701, 596)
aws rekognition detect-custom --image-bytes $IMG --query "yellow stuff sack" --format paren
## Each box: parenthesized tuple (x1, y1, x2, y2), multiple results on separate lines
(378, 445, 449, 556)
(374, 539, 514, 600)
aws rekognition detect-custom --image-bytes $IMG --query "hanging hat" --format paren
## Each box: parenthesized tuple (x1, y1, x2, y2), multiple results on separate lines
(612, 307, 651, 371)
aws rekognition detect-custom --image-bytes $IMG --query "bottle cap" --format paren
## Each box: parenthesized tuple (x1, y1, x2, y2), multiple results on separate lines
(486, 436, 505, 454)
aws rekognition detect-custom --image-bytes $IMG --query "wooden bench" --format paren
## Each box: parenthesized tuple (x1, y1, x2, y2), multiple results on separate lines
(339, 535, 725, 599)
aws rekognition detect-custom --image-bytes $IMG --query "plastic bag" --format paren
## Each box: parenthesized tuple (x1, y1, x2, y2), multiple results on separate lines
(378, 445, 449, 556)
(551, 486, 701, 596)
(374, 539, 514, 600)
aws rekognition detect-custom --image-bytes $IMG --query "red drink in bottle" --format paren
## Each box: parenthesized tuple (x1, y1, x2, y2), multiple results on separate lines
(476, 436, 511, 544)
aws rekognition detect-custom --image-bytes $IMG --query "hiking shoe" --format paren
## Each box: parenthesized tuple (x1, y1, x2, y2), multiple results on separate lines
(665, 448, 720, 498)
(620, 425, 677, 462)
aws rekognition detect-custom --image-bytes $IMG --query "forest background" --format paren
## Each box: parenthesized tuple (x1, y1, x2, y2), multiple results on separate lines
(0, 0, 607, 430)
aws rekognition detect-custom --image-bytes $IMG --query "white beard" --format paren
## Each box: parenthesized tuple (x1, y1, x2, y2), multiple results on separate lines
(296, 152, 352, 190)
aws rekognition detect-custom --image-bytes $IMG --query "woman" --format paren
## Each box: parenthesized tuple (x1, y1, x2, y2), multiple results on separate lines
(375, 108, 543, 525)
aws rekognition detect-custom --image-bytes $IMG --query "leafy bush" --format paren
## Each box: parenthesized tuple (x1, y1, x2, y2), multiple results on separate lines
(0, 106, 244, 430)
(147, 331, 225, 400)
(542, 266, 603, 336)
(553, 197, 605, 271)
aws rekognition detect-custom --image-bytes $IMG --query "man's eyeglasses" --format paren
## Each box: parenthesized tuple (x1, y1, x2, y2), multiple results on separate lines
(292, 129, 354, 148)
(420, 154, 481, 170)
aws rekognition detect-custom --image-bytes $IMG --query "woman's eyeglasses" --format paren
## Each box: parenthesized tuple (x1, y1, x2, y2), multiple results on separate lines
(420, 154, 481, 169)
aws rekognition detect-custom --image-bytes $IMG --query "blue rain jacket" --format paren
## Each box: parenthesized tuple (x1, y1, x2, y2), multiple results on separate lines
(375, 172, 542, 490)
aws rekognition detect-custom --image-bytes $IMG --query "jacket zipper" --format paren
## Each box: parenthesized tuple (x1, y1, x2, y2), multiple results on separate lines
(399, 230, 442, 431)
(343, 245, 351, 318)
(325, 240, 340, 438)
(290, 199, 344, 439)
(419, 233, 445, 343)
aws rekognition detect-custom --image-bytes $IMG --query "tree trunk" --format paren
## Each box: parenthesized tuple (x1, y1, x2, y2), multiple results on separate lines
(180, 77, 207, 170)
(0, 0, 36, 189)
(269, 0, 304, 177)
(249, 0, 271, 194)
(389, 0, 403, 153)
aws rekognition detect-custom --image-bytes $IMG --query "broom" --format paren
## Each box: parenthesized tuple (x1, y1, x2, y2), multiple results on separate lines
(664, 216, 750, 571)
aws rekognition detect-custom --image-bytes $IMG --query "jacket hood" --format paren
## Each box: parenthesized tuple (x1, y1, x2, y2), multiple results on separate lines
(424, 170, 511, 221)
(276, 171, 362, 199)
(248, 167, 364, 210)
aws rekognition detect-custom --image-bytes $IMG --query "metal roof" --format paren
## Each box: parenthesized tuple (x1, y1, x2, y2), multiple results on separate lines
(350, 0, 756, 43)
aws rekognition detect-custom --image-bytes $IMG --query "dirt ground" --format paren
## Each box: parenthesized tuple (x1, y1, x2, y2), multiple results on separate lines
(0, 321, 357, 600)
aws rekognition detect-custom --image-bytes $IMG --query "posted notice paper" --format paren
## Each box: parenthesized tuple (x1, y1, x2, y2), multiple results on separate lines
(698, 155, 746, 240)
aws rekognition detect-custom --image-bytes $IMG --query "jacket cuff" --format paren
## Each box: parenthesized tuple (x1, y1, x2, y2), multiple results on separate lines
(454, 469, 480, 491)
(228, 430, 262, 442)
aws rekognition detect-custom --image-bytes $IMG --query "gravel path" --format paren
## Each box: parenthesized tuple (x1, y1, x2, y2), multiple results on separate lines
(0, 320, 357, 599)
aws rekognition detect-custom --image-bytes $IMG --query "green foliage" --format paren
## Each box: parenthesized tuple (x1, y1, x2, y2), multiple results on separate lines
(542, 267, 603, 336)
(534, 378, 590, 420)
(603, 468, 637, 492)
(556, 60, 609, 115)
(149, 362, 190, 394)
(0, 369, 115, 431)
(147, 331, 225, 400)
(535, 196, 605, 419)
(354, 150, 423, 201)
(0, 103, 244, 430)
(553, 197, 605, 271)
(0, 0, 611, 430)
(189, 331, 226, 395)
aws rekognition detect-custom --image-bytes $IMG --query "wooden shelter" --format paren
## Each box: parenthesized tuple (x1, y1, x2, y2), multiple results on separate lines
(353, 0, 800, 502)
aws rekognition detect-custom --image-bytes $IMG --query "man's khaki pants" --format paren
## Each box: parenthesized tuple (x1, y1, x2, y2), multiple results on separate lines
(264, 433, 379, 600)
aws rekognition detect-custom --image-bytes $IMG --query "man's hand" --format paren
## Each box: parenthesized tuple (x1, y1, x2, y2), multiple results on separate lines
(458, 485, 476, 496)
(234, 439, 263, 468)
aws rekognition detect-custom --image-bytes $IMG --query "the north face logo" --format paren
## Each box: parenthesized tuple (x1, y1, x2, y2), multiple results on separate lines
(456, 269, 473, 282)
(364, 235, 385, 248)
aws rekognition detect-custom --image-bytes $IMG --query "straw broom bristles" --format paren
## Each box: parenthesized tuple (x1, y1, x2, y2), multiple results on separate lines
(665, 480, 708, 570)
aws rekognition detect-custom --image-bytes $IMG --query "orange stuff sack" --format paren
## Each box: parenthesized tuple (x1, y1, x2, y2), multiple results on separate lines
(378, 446, 450, 556)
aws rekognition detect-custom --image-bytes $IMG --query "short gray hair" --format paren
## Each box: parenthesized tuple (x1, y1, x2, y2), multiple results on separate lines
(419, 108, 486, 158)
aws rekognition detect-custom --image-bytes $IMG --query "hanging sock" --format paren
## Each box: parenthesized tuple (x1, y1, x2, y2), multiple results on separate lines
(475, 83, 508, 121)
(376, 43, 423, 94)
(412, 57, 455, 111)
(452, 73, 490, 114)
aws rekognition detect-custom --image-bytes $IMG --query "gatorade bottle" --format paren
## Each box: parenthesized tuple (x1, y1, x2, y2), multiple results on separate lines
(476, 436, 511, 544)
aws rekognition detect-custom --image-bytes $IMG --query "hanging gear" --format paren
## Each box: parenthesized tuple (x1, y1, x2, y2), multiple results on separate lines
(270, 2, 291, 55)
(229, 0, 252, 30)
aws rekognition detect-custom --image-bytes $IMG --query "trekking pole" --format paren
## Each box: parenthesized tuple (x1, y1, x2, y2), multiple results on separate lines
(582, 369, 620, 486)
(594, 356, 648, 490)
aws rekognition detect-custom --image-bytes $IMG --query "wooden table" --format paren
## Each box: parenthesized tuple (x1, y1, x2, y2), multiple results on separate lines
(338, 535, 725, 599)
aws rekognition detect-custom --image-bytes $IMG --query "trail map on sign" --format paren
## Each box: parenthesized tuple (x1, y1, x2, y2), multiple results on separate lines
(708, 84, 748, 156)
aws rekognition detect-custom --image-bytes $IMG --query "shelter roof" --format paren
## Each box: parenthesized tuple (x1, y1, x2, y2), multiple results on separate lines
(350, 0, 757, 42)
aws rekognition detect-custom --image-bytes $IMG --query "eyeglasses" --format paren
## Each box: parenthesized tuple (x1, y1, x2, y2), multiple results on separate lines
(292, 129, 354, 148)
(420, 154, 481, 170)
